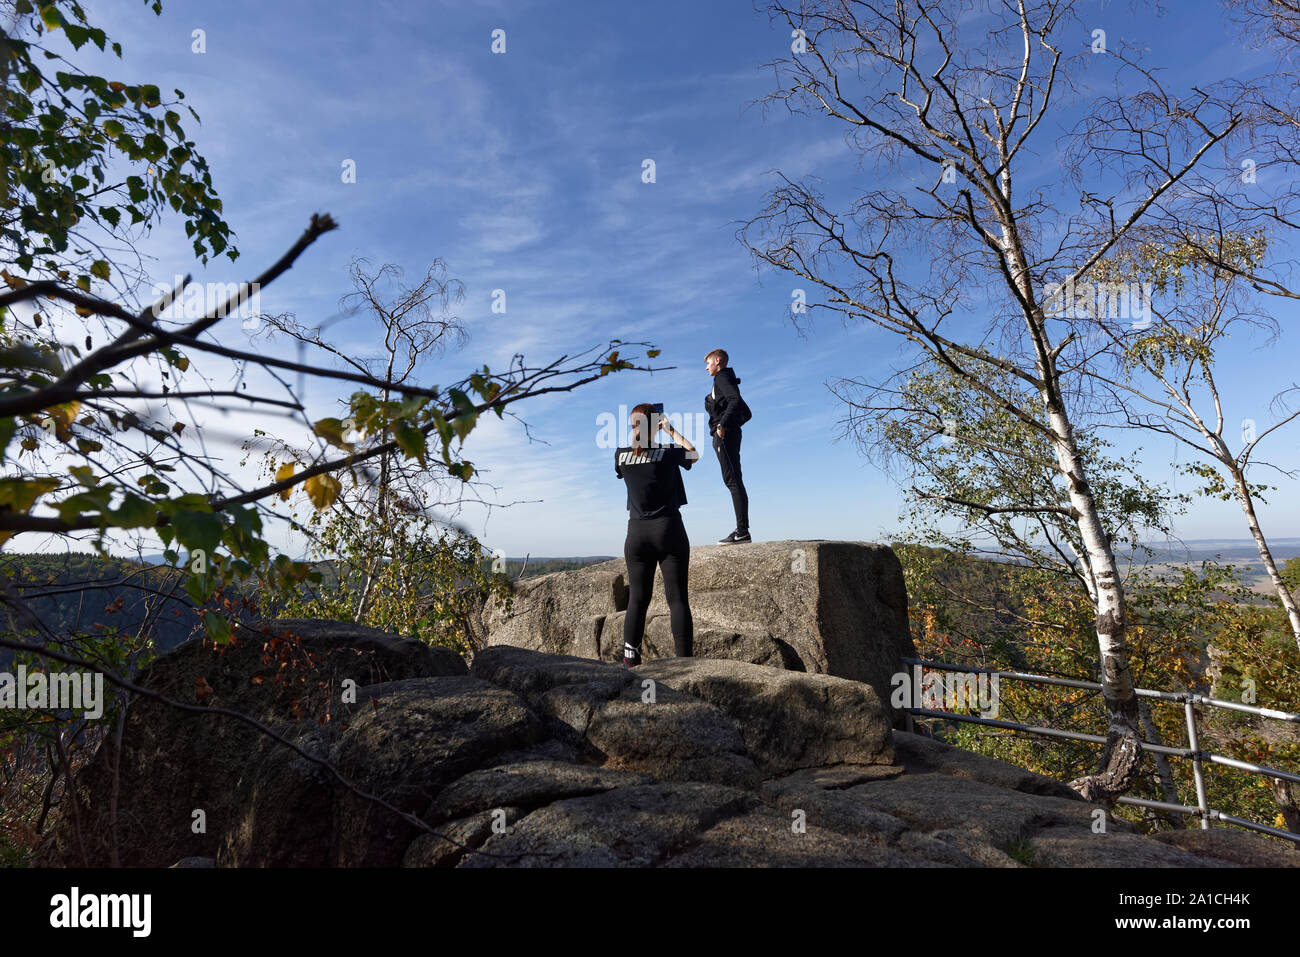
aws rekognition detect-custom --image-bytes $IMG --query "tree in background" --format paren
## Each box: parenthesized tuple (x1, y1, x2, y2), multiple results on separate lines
(253, 258, 511, 653)
(276, 519, 511, 659)
(1078, 237, 1300, 652)
(1, 0, 235, 296)
(743, 0, 1300, 803)
(882, 354, 1192, 812)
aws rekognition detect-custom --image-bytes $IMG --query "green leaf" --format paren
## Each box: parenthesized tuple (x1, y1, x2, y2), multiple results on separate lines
(111, 493, 157, 528)
(0, 475, 60, 513)
(0, 418, 16, 458)
(64, 23, 89, 49)
(142, 132, 166, 159)
(0, 342, 62, 374)
(53, 485, 112, 522)
(202, 610, 231, 644)
(312, 417, 352, 450)
(227, 503, 262, 537)
(452, 410, 477, 441)
(184, 572, 208, 605)
(172, 508, 222, 555)
(393, 422, 427, 465)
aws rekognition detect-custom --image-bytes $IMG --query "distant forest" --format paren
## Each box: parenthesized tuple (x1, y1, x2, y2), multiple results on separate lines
(0, 551, 615, 662)
(0, 553, 195, 661)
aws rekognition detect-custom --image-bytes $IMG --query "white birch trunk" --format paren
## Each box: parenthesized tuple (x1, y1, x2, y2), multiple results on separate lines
(999, 215, 1143, 801)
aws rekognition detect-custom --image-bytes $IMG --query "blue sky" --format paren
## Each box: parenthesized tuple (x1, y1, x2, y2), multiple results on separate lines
(45, 0, 1300, 558)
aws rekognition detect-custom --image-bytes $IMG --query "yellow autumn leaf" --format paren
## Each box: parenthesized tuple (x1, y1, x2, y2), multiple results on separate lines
(40, 401, 82, 440)
(303, 473, 341, 510)
(274, 463, 295, 501)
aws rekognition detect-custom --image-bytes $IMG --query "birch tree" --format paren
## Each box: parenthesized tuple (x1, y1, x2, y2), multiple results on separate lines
(1082, 237, 1300, 653)
(741, 0, 1279, 801)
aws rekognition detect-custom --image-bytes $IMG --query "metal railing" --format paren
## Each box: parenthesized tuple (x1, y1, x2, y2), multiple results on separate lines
(899, 656, 1300, 845)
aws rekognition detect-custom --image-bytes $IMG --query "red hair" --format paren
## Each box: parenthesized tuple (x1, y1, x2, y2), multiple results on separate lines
(630, 403, 657, 454)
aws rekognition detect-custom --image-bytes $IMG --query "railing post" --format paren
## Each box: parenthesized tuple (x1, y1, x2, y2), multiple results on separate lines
(1184, 694, 1210, 831)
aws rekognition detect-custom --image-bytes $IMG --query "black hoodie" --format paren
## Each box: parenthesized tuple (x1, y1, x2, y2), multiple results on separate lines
(705, 367, 752, 431)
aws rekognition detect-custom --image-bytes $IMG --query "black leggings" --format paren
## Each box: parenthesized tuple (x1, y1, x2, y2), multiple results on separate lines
(623, 511, 693, 657)
(713, 426, 749, 534)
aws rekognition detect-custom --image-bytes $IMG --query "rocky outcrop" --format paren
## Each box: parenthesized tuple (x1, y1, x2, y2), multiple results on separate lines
(477, 540, 916, 720)
(37, 624, 1296, 869)
(35, 618, 465, 868)
(636, 657, 894, 773)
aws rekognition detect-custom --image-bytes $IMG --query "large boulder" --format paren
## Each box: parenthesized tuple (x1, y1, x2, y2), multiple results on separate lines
(891, 729, 1081, 799)
(600, 616, 802, 671)
(329, 676, 545, 866)
(427, 760, 653, 823)
(476, 566, 626, 658)
(472, 646, 761, 789)
(637, 657, 895, 773)
(457, 782, 759, 867)
(479, 540, 915, 719)
(219, 722, 334, 867)
(1149, 828, 1300, 867)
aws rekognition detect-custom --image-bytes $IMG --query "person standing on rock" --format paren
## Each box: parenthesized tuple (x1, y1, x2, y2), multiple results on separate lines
(614, 403, 700, 667)
(704, 348, 752, 544)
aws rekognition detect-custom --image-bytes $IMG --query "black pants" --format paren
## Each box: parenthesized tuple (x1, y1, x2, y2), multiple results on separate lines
(623, 511, 693, 657)
(712, 425, 749, 534)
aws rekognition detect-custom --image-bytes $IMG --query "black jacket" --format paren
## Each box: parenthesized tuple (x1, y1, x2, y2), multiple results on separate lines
(705, 367, 752, 431)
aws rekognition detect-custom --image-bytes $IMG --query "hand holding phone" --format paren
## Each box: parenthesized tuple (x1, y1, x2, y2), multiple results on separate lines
(651, 403, 667, 434)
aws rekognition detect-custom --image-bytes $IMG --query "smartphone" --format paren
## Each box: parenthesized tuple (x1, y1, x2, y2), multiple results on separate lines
(651, 402, 664, 414)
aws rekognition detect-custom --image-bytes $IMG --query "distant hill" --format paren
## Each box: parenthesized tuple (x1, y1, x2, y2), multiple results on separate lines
(0, 550, 618, 666)
(500, 557, 616, 579)
(1138, 538, 1300, 564)
(1129, 539, 1300, 595)
(0, 552, 197, 665)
